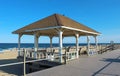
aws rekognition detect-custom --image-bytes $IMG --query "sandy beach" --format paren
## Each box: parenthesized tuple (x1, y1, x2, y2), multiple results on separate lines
(0, 49, 18, 60)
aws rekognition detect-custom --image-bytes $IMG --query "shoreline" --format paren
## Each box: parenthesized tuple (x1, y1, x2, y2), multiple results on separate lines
(0, 43, 120, 51)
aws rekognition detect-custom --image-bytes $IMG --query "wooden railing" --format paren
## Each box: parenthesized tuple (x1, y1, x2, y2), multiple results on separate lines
(87, 48, 98, 56)
(98, 44, 116, 54)
(66, 51, 77, 61)
(18, 48, 79, 63)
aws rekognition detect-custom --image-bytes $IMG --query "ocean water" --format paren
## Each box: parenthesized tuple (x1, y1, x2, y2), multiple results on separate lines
(0, 43, 78, 51)
(0, 48, 2, 51)
(0, 43, 118, 51)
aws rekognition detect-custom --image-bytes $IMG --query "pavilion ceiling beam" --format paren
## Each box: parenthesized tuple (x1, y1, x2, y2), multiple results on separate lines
(61, 26, 100, 35)
(24, 26, 61, 33)
(15, 26, 100, 36)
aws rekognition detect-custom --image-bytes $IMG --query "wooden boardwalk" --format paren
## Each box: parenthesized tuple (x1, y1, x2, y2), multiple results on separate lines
(27, 49, 120, 76)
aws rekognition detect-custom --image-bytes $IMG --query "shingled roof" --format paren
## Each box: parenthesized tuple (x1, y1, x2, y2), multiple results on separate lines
(12, 14, 100, 36)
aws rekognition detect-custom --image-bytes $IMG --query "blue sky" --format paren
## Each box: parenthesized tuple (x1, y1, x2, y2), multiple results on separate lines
(0, 0, 120, 43)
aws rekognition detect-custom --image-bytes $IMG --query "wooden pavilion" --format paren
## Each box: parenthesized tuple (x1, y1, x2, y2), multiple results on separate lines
(12, 13, 100, 63)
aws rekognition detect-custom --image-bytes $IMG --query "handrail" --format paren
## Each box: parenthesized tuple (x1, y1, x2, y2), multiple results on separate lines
(98, 44, 115, 54)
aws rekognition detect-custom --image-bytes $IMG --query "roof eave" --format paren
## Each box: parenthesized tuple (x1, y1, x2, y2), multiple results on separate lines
(61, 26, 100, 35)
(12, 26, 100, 36)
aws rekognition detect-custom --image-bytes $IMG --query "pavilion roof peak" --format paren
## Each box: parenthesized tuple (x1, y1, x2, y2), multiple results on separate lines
(12, 13, 100, 35)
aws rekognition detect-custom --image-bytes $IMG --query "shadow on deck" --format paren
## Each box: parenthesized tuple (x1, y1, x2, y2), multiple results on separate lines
(0, 59, 23, 76)
(0, 58, 62, 76)
(92, 56, 120, 76)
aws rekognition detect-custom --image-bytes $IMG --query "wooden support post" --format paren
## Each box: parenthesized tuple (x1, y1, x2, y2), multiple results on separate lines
(58, 30, 63, 63)
(34, 33, 40, 59)
(18, 34, 22, 56)
(75, 33, 79, 58)
(23, 49, 26, 76)
(87, 36, 90, 55)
